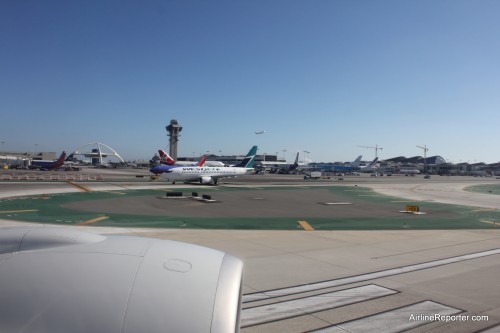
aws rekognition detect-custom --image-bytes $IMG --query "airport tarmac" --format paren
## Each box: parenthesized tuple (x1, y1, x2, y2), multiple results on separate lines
(1, 169, 500, 332)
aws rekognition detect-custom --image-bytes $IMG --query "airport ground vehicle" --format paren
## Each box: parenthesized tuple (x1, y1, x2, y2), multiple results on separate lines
(304, 171, 322, 179)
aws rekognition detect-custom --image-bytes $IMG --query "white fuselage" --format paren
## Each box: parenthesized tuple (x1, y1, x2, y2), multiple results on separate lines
(160, 166, 252, 184)
(400, 168, 421, 174)
(167, 160, 225, 167)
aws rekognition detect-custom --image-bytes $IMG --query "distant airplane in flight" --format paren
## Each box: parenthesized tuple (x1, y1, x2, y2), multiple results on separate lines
(255, 130, 266, 134)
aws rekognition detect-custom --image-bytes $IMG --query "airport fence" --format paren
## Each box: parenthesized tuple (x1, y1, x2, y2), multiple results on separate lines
(0, 173, 103, 181)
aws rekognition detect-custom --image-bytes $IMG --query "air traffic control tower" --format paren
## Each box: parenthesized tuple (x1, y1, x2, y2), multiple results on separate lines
(165, 119, 183, 160)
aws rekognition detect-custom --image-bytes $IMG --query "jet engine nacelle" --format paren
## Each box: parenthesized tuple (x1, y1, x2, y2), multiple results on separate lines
(200, 176, 214, 184)
(0, 227, 243, 333)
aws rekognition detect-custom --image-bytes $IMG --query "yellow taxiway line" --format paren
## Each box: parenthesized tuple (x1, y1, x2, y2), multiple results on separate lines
(480, 219, 499, 227)
(66, 181, 92, 192)
(298, 220, 315, 231)
(79, 216, 109, 225)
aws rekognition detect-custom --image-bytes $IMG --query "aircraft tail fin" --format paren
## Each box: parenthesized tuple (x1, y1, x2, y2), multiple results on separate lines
(367, 157, 379, 167)
(53, 151, 66, 169)
(159, 149, 176, 165)
(234, 145, 257, 168)
(351, 155, 363, 167)
(197, 155, 207, 167)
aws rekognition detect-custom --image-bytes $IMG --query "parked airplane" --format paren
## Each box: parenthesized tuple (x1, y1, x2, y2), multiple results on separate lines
(150, 146, 257, 185)
(399, 167, 421, 175)
(358, 157, 379, 173)
(276, 152, 300, 174)
(29, 151, 66, 170)
(308, 155, 363, 173)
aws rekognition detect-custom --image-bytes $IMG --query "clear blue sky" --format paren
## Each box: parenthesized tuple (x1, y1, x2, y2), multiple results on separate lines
(1, 0, 499, 163)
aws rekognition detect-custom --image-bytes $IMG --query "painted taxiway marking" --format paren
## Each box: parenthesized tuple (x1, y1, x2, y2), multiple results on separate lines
(298, 220, 315, 231)
(0, 210, 38, 214)
(66, 181, 92, 192)
(241, 284, 397, 328)
(322, 202, 353, 205)
(309, 300, 462, 333)
(480, 219, 499, 226)
(243, 248, 500, 303)
(78, 216, 109, 225)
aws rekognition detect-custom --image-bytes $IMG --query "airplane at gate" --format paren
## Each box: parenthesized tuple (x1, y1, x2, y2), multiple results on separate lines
(399, 167, 421, 175)
(358, 157, 379, 173)
(150, 146, 257, 185)
(310, 155, 363, 173)
(29, 151, 66, 170)
(276, 152, 300, 174)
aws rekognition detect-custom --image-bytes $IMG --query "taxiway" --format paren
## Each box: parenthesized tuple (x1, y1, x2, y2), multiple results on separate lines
(1, 169, 499, 332)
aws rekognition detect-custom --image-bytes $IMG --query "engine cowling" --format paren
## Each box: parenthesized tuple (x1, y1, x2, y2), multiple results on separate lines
(0, 227, 243, 333)
(200, 176, 213, 184)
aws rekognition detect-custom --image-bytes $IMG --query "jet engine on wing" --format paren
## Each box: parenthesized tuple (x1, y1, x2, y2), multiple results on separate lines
(200, 176, 214, 184)
(0, 227, 243, 333)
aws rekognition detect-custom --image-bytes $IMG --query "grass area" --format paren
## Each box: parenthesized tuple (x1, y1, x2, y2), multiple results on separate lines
(465, 184, 500, 196)
(1, 186, 499, 230)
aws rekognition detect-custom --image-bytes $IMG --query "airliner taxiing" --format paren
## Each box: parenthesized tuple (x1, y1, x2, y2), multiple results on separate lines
(150, 146, 257, 185)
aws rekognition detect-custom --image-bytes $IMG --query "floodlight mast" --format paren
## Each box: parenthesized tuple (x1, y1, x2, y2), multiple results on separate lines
(358, 144, 383, 158)
(417, 144, 429, 173)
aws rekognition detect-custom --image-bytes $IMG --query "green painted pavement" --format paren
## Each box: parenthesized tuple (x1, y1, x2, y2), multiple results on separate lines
(0, 186, 499, 230)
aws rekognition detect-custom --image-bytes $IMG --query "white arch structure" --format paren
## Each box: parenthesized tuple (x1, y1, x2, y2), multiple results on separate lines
(70, 142, 125, 165)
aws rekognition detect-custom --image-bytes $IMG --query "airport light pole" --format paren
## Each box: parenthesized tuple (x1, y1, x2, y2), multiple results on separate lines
(303, 150, 310, 164)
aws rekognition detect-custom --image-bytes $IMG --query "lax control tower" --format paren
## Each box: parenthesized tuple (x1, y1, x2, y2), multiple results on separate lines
(165, 119, 183, 160)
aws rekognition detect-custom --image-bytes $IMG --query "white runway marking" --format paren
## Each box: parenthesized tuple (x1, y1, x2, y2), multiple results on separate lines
(241, 284, 396, 328)
(243, 248, 500, 303)
(309, 301, 462, 332)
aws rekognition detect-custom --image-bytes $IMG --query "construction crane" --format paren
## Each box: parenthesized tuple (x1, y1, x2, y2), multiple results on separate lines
(417, 144, 429, 173)
(358, 144, 383, 158)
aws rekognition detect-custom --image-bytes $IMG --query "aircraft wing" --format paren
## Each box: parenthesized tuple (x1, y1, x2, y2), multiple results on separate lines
(0, 227, 243, 333)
